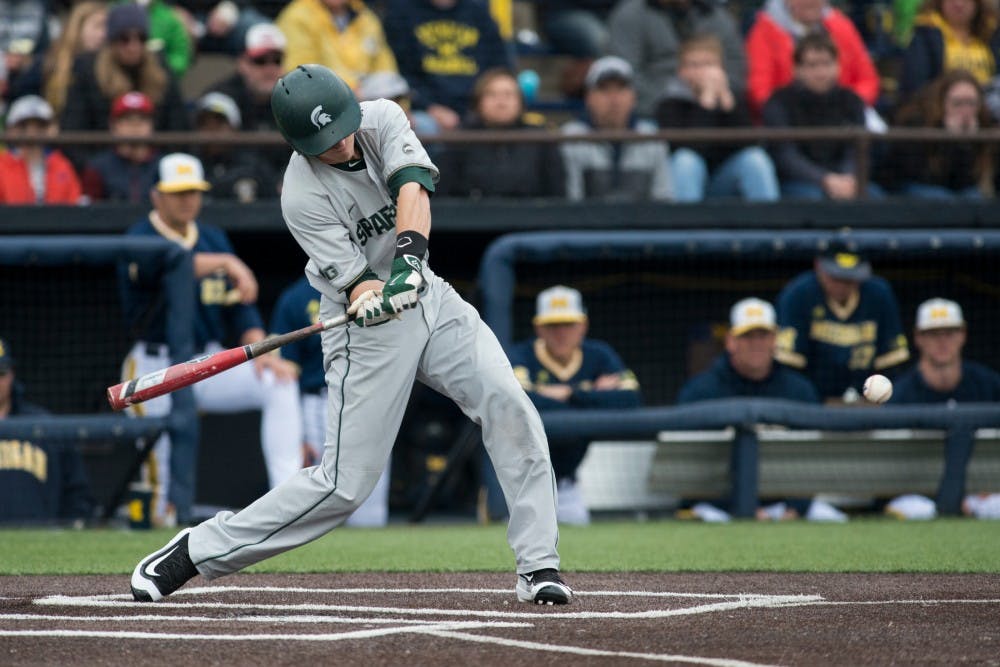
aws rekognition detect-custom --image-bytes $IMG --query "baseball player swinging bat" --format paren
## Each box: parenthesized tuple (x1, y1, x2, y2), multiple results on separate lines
(107, 312, 349, 410)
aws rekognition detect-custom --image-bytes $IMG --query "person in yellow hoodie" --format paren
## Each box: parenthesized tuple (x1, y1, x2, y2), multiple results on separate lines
(276, 0, 397, 90)
(900, 0, 1000, 101)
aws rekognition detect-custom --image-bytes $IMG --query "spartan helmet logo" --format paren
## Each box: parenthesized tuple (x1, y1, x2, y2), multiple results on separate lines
(310, 105, 333, 130)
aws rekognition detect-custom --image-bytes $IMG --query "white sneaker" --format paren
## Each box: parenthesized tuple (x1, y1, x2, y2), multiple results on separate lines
(691, 502, 731, 523)
(557, 478, 591, 526)
(806, 499, 848, 523)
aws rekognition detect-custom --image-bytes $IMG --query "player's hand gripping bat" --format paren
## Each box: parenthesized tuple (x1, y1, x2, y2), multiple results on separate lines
(106, 313, 349, 411)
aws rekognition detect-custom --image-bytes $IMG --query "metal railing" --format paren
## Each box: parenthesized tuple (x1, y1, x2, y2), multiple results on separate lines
(3, 127, 997, 197)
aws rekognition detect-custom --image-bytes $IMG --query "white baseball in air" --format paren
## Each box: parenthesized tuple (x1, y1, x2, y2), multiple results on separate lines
(863, 374, 893, 404)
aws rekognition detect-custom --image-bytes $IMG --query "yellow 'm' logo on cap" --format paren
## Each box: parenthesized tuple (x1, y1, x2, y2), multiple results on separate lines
(177, 164, 194, 175)
(930, 307, 949, 320)
(550, 297, 569, 309)
(745, 306, 763, 317)
(835, 253, 859, 268)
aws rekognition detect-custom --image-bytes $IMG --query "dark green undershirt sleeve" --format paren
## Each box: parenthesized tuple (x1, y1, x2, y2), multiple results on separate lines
(388, 166, 436, 200)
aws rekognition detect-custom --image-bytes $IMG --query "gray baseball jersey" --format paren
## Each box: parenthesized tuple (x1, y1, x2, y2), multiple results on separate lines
(187, 99, 562, 580)
(281, 99, 439, 304)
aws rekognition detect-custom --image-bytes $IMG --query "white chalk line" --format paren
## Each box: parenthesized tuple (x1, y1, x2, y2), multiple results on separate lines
(34, 594, 823, 620)
(777, 598, 1000, 607)
(420, 629, 780, 667)
(0, 620, 530, 642)
(175, 585, 769, 600)
(0, 612, 527, 627)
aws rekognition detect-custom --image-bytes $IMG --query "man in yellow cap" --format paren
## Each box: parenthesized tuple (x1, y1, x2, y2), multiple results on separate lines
(500, 285, 641, 525)
(118, 153, 302, 526)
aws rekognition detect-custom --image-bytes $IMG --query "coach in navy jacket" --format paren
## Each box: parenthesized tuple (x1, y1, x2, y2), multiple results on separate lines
(678, 297, 820, 404)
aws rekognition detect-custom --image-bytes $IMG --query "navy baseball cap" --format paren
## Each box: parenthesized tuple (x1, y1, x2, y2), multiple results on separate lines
(817, 240, 871, 282)
(0, 338, 13, 372)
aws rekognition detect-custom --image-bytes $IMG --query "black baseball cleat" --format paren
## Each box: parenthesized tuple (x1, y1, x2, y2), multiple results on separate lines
(515, 568, 573, 605)
(130, 528, 198, 601)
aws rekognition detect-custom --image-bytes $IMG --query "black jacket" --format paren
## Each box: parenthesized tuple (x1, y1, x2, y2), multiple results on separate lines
(437, 116, 566, 198)
(656, 80, 754, 170)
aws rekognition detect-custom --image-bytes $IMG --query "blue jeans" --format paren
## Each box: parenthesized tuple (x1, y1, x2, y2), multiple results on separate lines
(542, 10, 608, 57)
(671, 147, 780, 202)
(902, 183, 983, 200)
(782, 179, 886, 200)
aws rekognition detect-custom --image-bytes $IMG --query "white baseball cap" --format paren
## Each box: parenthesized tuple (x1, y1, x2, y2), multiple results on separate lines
(244, 23, 286, 58)
(729, 297, 777, 336)
(916, 298, 965, 331)
(156, 153, 211, 193)
(195, 91, 242, 129)
(358, 71, 411, 102)
(533, 285, 587, 326)
(6, 94, 54, 126)
(585, 56, 634, 89)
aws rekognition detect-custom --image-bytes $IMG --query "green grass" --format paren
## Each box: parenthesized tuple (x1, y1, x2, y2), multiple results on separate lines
(2, 519, 999, 576)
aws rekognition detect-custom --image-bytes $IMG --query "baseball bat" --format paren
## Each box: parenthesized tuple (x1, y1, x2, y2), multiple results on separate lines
(107, 313, 349, 411)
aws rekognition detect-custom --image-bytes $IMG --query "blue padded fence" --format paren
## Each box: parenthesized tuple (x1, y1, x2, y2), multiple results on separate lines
(0, 236, 198, 520)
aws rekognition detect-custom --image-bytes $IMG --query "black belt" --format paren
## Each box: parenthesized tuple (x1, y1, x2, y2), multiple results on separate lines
(303, 387, 326, 396)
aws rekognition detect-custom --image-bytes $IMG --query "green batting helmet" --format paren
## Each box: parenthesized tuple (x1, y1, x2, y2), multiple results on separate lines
(271, 64, 362, 156)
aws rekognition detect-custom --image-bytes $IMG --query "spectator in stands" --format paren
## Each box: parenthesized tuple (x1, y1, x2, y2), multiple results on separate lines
(536, 1, 615, 58)
(60, 3, 189, 135)
(891, 298, 1000, 403)
(677, 298, 820, 403)
(41, 1, 108, 117)
(762, 33, 881, 200)
(174, 0, 269, 56)
(505, 285, 641, 525)
(270, 275, 391, 527)
(0, 95, 83, 204)
(383, 0, 513, 134)
(745, 0, 880, 116)
(608, 0, 746, 119)
(118, 153, 302, 526)
(202, 22, 289, 171)
(0, 0, 51, 104)
(883, 69, 994, 198)
(561, 56, 673, 201)
(191, 91, 280, 202)
(656, 35, 779, 202)
(277, 0, 397, 90)
(81, 91, 159, 202)
(899, 0, 1000, 103)
(144, 0, 194, 77)
(437, 68, 565, 198)
(0, 337, 94, 525)
(776, 239, 910, 402)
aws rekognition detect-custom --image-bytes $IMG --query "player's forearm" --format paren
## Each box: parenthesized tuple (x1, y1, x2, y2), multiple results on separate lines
(394, 182, 431, 239)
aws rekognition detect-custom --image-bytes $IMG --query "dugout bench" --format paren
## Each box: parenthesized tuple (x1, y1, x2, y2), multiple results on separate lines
(541, 400, 1000, 518)
(578, 428, 1000, 515)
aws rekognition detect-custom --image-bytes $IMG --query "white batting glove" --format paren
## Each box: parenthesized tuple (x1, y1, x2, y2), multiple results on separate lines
(347, 289, 393, 327)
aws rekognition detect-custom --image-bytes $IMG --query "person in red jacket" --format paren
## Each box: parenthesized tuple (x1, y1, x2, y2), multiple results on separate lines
(0, 95, 82, 205)
(745, 0, 881, 116)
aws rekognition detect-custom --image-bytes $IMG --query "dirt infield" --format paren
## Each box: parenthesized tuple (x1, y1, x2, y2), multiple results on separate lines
(1, 572, 998, 666)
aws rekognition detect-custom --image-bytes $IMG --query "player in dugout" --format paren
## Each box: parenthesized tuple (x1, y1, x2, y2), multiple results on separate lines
(0, 338, 94, 525)
(129, 65, 573, 607)
(775, 240, 909, 403)
(493, 285, 641, 526)
(117, 153, 302, 528)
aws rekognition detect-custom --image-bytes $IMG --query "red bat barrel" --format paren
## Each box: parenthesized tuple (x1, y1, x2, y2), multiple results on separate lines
(106, 346, 251, 411)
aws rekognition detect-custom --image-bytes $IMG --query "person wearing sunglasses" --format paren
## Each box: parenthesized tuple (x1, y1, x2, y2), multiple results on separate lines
(201, 23, 290, 173)
(59, 2, 189, 168)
